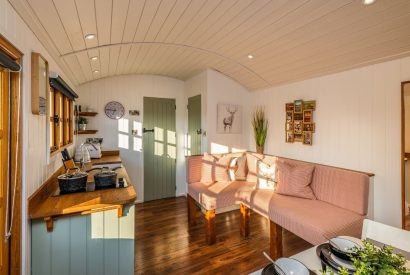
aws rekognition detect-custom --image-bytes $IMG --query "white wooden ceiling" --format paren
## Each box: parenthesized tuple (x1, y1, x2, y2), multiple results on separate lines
(9, 0, 410, 90)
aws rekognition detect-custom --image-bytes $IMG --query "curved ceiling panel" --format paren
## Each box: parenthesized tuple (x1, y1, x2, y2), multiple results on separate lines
(9, 0, 410, 90)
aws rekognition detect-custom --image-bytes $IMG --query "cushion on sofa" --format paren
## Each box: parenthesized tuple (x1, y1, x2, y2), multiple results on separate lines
(188, 181, 256, 210)
(230, 154, 247, 181)
(246, 153, 277, 183)
(278, 157, 370, 215)
(276, 161, 316, 200)
(257, 161, 276, 189)
(200, 153, 232, 184)
(268, 193, 364, 245)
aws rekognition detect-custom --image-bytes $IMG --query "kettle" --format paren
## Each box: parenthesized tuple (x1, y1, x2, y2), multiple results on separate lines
(74, 143, 91, 163)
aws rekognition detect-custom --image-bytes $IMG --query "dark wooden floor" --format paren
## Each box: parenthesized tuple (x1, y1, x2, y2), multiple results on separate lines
(135, 196, 312, 275)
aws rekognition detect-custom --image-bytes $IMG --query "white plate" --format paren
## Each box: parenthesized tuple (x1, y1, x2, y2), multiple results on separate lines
(329, 237, 359, 253)
(275, 258, 309, 275)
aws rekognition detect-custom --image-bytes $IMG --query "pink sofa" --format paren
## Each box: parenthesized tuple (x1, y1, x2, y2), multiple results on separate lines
(186, 152, 372, 258)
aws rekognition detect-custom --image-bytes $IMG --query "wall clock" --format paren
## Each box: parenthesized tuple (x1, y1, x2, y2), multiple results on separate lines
(104, 101, 125, 120)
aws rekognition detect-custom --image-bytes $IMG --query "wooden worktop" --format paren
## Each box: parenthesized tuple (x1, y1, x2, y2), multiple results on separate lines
(28, 151, 137, 224)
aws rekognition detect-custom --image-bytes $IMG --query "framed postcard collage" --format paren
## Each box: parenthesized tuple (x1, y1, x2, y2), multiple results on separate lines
(285, 100, 316, 145)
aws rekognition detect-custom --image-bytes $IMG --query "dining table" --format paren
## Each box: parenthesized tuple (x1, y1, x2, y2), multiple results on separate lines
(250, 236, 410, 275)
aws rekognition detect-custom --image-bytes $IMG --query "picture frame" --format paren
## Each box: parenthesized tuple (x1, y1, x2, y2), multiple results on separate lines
(286, 103, 294, 112)
(286, 111, 293, 122)
(31, 52, 49, 115)
(294, 134, 303, 142)
(284, 99, 316, 146)
(303, 122, 315, 132)
(286, 131, 294, 143)
(303, 100, 316, 110)
(217, 103, 242, 134)
(286, 122, 293, 131)
(294, 99, 303, 113)
(294, 120, 303, 134)
(303, 109, 313, 123)
(303, 131, 312, 145)
(294, 112, 303, 121)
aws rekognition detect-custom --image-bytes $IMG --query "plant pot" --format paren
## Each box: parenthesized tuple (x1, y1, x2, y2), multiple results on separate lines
(79, 124, 87, 131)
(256, 146, 264, 154)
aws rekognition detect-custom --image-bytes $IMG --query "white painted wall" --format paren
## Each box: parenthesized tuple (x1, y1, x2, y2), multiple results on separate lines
(206, 69, 249, 153)
(184, 70, 208, 153)
(0, 0, 76, 273)
(76, 75, 186, 202)
(184, 69, 249, 154)
(246, 56, 410, 228)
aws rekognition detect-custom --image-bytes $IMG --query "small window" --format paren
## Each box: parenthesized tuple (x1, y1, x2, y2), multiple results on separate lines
(49, 86, 73, 154)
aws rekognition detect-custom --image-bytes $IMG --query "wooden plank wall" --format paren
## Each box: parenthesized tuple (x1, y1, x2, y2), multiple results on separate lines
(31, 205, 134, 275)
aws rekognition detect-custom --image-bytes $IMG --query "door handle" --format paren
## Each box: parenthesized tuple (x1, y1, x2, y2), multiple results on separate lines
(196, 129, 202, 135)
(143, 128, 154, 133)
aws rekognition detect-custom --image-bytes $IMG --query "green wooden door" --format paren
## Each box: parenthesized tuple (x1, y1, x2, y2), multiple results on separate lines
(187, 95, 201, 156)
(143, 97, 176, 201)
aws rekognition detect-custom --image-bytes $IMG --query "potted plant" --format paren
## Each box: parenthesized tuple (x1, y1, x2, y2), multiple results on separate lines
(76, 116, 88, 131)
(252, 106, 268, 154)
(322, 241, 410, 274)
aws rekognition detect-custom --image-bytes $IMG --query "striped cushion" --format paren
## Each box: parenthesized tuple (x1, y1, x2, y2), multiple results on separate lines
(257, 161, 276, 189)
(186, 155, 203, 184)
(268, 193, 364, 245)
(188, 181, 256, 210)
(229, 154, 247, 181)
(214, 155, 232, 182)
(276, 161, 316, 200)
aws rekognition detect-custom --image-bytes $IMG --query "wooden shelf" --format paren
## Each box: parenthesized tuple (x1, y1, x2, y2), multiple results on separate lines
(77, 112, 98, 116)
(75, 130, 98, 135)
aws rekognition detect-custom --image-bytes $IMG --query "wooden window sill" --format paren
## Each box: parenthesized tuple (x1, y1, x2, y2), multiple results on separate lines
(50, 143, 73, 158)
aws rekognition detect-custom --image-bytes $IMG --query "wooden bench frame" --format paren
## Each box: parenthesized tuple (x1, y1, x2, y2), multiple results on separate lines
(240, 203, 283, 259)
(187, 194, 216, 245)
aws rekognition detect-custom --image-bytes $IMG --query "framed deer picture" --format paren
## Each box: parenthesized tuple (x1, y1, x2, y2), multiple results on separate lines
(217, 103, 242, 134)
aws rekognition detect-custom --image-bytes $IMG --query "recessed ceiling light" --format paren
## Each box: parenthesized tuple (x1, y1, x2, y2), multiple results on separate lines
(362, 0, 375, 5)
(85, 34, 96, 40)
(93, 70, 99, 73)
(90, 56, 98, 61)
(247, 54, 254, 59)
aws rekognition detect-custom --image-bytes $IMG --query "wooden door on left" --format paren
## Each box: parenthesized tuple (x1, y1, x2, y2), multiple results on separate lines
(0, 66, 10, 274)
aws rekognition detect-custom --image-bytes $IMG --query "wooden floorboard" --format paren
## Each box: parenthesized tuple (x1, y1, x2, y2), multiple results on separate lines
(135, 196, 312, 274)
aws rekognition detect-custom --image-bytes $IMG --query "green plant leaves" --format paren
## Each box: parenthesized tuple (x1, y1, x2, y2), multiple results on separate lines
(252, 107, 268, 147)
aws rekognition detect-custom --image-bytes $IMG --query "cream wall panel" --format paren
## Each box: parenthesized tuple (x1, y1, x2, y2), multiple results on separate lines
(111, 0, 130, 44)
(53, 0, 86, 51)
(75, 0, 98, 48)
(132, 0, 161, 42)
(95, 0, 112, 46)
(26, 0, 72, 54)
(143, 0, 177, 42)
(246, 56, 410, 228)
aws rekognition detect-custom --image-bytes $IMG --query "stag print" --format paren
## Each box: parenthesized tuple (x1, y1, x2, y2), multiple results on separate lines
(223, 106, 238, 132)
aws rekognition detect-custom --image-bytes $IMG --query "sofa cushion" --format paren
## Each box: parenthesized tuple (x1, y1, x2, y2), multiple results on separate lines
(188, 181, 256, 210)
(246, 153, 277, 183)
(268, 193, 364, 245)
(200, 153, 232, 184)
(236, 188, 274, 218)
(276, 161, 316, 200)
(257, 161, 276, 189)
(214, 155, 232, 182)
(229, 154, 247, 181)
(278, 157, 370, 215)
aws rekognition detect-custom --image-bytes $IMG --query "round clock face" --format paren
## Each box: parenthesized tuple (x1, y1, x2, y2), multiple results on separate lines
(104, 101, 125, 120)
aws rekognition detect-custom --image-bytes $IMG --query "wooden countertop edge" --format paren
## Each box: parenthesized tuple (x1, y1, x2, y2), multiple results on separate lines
(28, 154, 137, 220)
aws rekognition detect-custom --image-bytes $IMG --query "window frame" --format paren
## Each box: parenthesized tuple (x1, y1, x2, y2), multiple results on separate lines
(49, 86, 74, 156)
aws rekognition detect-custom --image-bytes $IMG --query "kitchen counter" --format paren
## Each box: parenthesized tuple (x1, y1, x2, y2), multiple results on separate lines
(28, 151, 137, 231)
